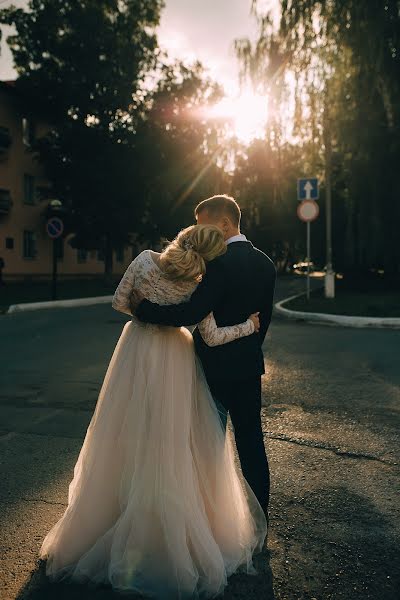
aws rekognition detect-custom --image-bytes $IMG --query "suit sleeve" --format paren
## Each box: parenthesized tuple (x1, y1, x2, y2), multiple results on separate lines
(136, 260, 224, 327)
(258, 263, 277, 345)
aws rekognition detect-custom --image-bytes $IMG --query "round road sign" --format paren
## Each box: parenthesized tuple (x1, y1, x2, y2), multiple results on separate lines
(46, 216, 64, 239)
(297, 199, 319, 222)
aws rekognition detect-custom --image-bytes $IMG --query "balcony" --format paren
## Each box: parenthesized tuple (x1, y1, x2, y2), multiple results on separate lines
(0, 126, 11, 152)
(0, 189, 12, 215)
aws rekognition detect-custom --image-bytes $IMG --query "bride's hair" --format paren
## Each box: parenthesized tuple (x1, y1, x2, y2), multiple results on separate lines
(160, 224, 227, 281)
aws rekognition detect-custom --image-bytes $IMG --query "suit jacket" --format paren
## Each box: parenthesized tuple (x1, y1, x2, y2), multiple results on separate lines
(136, 240, 277, 383)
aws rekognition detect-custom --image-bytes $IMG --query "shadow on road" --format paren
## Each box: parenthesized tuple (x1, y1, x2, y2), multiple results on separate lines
(15, 550, 275, 600)
(270, 479, 400, 599)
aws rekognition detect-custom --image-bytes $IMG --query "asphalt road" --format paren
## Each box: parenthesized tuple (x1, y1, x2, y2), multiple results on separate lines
(0, 275, 399, 600)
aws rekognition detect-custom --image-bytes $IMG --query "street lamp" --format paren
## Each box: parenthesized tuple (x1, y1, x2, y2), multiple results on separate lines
(48, 199, 63, 211)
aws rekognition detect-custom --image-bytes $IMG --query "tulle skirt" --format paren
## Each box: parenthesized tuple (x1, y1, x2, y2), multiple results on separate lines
(39, 319, 268, 599)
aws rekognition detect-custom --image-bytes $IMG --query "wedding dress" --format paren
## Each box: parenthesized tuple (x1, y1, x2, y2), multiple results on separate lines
(39, 249, 268, 599)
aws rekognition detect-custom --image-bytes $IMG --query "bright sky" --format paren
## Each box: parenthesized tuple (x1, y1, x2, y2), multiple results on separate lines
(157, 0, 260, 95)
(0, 0, 259, 94)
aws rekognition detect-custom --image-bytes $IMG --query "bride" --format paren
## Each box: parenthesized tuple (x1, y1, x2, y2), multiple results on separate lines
(39, 224, 268, 599)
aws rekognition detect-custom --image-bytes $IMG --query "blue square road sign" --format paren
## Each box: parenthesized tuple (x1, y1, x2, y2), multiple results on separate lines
(297, 177, 319, 200)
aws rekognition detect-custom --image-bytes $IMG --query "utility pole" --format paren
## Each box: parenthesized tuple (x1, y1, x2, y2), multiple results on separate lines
(323, 88, 335, 299)
(306, 221, 311, 300)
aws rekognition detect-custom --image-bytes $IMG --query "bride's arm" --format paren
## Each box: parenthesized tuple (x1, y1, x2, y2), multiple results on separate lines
(197, 312, 255, 347)
(112, 253, 143, 316)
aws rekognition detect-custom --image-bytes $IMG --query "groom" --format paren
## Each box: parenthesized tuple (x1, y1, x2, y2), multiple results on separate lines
(131, 195, 276, 521)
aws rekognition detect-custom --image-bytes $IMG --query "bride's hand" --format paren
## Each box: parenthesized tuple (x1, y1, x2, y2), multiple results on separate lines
(249, 312, 260, 332)
(129, 288, 145, 314)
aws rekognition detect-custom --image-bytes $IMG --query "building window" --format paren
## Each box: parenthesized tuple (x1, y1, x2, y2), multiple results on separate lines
(77, 248, 87, 263)
(23, 230, 37, 259)
(116, 246, 124, 263)
(5, 237, 14, 249)
(22, 117, 35, 146)
(23, 174, 35, 205)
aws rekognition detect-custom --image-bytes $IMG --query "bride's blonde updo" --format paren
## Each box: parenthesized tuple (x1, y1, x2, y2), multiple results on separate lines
(159, 224, 227, 281)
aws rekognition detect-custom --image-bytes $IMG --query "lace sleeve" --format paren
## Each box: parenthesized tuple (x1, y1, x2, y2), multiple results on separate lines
(197, 312, 255, 347)
(111, 253, 142, 316)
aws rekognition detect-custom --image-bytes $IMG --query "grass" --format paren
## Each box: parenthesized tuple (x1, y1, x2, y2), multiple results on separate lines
(0, 277, 120, 313)
(285, 281, 400, 318)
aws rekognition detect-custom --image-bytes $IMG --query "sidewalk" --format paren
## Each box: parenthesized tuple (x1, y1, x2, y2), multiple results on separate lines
(0, 278, 118, 313)
(275, 282, 400, 328)
(282, 285, 400, 318)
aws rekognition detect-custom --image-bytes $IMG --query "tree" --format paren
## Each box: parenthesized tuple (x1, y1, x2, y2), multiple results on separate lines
(0, 0, 164, 279)
(131, 60, 230, 243)
(234, 0, 400, 274)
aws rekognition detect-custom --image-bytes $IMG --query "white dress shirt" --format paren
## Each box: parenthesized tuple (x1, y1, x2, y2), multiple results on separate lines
(226, 233, 248, 245)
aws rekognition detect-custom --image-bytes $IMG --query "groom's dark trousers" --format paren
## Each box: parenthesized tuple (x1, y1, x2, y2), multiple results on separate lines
(136, 240, 277, 512)
(209, 375, 270, 510)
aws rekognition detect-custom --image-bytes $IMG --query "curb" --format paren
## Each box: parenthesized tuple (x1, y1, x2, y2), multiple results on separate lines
(7, 295, 114, 314)
(274, 293, 400, 329)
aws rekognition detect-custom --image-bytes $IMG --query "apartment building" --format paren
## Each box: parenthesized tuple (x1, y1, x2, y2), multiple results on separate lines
(0, 80, 132, 281)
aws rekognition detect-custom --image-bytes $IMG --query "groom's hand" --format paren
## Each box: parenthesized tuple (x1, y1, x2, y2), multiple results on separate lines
(129, 288, 145, 314)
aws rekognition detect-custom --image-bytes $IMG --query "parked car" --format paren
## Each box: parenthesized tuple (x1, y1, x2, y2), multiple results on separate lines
(292, 261, 315, 275)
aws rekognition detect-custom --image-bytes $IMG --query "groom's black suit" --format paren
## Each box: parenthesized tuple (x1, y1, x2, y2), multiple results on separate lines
(136, 240, 277, 511)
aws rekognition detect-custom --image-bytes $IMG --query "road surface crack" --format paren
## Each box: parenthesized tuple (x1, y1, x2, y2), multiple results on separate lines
(265, 432, 396, 465)
(2, 496, 67, 507)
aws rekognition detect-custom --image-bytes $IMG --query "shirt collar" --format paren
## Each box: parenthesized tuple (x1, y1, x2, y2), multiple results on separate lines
(226, 233, 248, 245)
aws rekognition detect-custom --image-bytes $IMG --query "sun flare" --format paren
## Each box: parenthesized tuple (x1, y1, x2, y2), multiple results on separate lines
(207, 91, 269, 144)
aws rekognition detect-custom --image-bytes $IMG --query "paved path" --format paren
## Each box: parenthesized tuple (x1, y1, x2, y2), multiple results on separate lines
(0, 276, 399, 599)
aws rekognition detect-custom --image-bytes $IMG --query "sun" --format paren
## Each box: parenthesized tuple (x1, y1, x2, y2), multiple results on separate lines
(206, 90, 269, 144)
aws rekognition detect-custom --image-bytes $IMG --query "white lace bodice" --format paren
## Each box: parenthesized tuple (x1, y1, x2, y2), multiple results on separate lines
(112, 250, 255, 346)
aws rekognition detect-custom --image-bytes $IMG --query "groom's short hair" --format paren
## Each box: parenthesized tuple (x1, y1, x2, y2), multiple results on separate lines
(195, 194, 241, 227)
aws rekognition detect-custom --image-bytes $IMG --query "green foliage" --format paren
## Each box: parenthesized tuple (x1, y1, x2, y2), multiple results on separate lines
(0, 0, 165, 277)
(131, 61, 228, 242)
(0, 0, 230, 277)
(236, 0, 400, 273)
(0, 0, 163, 124)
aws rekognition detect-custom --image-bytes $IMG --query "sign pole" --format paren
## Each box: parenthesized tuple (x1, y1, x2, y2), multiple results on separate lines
(307, 221, 311, 300)
(52, 239, 57, 301)
(297, 194, 319, 302)
(46, 215, 64, 301)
